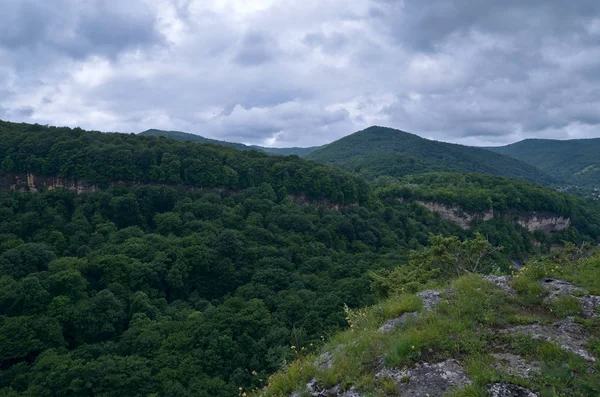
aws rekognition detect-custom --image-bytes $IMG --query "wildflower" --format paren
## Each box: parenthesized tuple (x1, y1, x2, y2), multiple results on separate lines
(239, 387, 243, 391)
(252, 370, 257, 376)
(411, 345, 415, 350)
(301, 347, 306, 351)
(242, 393, 247, 397)
(291, 345, 296, 349)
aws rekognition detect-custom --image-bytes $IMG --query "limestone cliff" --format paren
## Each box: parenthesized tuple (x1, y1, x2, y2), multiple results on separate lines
(416, 201, 494, 229)
(416, 200, 570, 234)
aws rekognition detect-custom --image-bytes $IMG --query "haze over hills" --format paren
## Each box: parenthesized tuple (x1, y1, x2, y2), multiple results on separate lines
(305, 126, 555, 185)
(140, 128, 319, 156)
(487, 138, 600, 188)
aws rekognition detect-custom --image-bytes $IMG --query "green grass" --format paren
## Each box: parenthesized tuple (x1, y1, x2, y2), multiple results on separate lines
(260, 252, 600, 397)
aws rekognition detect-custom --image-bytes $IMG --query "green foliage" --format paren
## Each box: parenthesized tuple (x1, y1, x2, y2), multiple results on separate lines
(0, 180, 461, 395)
(306, 126, 554, 184)
(264, 253, 600, 397)
(488, 137, 600, 188)
(377, 172, 600, 244)
(0, 120, 368, 206)
(140, 129, 319, 156)
(371, 233, 502, 298)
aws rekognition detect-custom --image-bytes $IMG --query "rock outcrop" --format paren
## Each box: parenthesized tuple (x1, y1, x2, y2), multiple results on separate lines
(375, 359, 471, 397)
(541, 278, 600, 318)
(378, 289, 444, 333)
(516, 215, 570, 234)
(416, 201, 571, 234)
(487, 383, 539, 397)
(416, 201, 493, 229)
(502, 318, 595, 361)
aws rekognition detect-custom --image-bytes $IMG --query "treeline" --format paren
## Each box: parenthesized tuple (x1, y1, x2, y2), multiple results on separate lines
(0, 184, 461, 396)
(376, 173, 600, 241)
(0, 121, 368, 205)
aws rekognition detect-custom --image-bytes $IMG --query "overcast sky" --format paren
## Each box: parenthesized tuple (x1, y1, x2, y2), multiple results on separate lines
(1, 0, 599, 147)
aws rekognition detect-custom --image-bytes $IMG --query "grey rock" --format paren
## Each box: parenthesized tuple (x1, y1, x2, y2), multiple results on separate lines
(485, 275, 516, 295)
(376, 359, 471, 396)
(540, 279, 599, 318)
(502, 318, 595, 361)
(378, 312, 419, 332)
(487, 382, 539, 397)
(315, 352, 334, 370)
(416, 289, 444, 311)
(313, 344, 345, 370)
(492, 353, 540, 379)
(541, 279, 586, 301)
(580, 295, 600, 318)
(304, 378, 363, 397)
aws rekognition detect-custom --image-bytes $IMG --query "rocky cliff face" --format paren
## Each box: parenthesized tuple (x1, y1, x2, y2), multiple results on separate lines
(416, 201, 494, 229)
(416, 201, 570, 234)
(0, 173, 99, 194)
(516, 215, 570, 234)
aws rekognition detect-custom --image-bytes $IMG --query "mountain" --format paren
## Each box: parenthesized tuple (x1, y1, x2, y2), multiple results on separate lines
(487, 138, 600, 187)
(0, 119, 599, 396)
(305, 126, 555, 185)
(140, 128, 319, 156)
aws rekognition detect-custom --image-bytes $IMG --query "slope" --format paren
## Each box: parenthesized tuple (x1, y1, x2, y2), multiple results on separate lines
(262, 244, 600, 397)
(140, 128, 319, 156)
(487, 138, 600, 187)
(306, 126, 555, 185)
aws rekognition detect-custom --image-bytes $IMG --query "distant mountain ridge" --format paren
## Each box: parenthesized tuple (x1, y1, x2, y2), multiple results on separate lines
(305, 126, 555, 185)
(486, 138, 600, 187)
(139, 129, 319, 156)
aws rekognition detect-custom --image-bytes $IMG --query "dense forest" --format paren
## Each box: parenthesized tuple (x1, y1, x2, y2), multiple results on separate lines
(0, 120, 598, 396)
(376, 173, 600, 242)
(140, 129, 318, 157)
(487, 138, 600, 188)
(305, 126, 554, 185)
(0, 120, 367, 206)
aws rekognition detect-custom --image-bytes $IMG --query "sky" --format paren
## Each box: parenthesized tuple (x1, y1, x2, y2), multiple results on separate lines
(1, 0, 599, 147)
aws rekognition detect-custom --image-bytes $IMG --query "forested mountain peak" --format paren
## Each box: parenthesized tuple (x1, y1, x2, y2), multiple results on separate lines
(305, 126, 555, 185)
(487, 138, 600, 189)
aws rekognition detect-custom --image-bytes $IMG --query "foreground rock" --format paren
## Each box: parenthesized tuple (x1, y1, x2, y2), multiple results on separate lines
(378, 289, 444, 333)
(378, 312, 419, 332)
(416, 289, 444, 310)
(485, 275, 516, 295)
(502, 318, 595, 361)
(294, 379, 363, 397)
(541, 279, 600, 318)
(492, 353, 540, 379)
(376, 359, 471, 396)
(487, 383, 539, 397)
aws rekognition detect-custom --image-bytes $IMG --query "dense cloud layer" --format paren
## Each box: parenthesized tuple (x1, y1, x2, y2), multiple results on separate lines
(0, 0, 599, 146)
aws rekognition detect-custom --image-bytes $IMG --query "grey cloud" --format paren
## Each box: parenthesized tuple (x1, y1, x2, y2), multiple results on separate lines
(234, 32, 278, 66)
(0, 0, 162, 60)
(373, 0, 600, 52)
(0, 0, 599, 146)
(303, 31, 348, 53)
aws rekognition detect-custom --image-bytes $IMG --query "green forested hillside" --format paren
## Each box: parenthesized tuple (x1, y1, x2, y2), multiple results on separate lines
(0, 120, 597, 396)
(140, 129, 319, 156)
(0, 121, 367, 205)
(376, 173, 600, 245)
(487, 138, 600, 187)
(306, 126, 555, 184)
